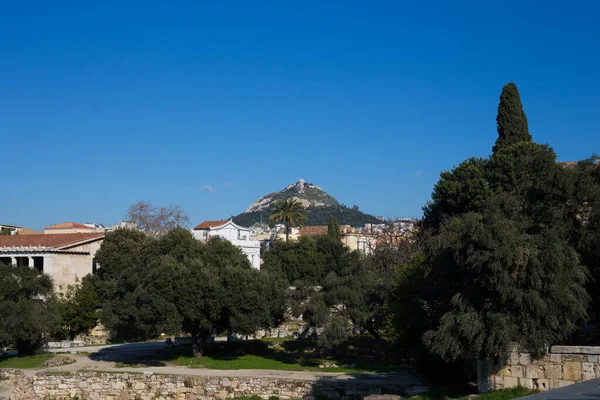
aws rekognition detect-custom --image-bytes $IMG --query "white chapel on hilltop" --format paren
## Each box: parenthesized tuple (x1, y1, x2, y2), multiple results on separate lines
(192, 219, 260, 270)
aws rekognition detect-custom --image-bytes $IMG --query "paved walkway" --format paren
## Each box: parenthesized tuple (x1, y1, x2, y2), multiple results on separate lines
(40, 342, 421, 388)
(517, 378, 600, 399)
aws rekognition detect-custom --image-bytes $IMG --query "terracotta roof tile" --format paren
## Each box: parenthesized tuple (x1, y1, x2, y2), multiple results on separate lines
(299, 226, 328, 236)
(45, 222, 95, 230)
(16, 228, 42, 235)
(0, 233, 104, 250)
(193, 220, 230, 230)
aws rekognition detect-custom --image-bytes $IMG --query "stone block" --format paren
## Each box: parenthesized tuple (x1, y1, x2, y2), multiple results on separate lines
(558, 380, 575, 387)
(511, 365, 523, 378)
(533, 378, 549, 391)
(519, 353, 531, 365)
(494, 375, 504, 389)
(518, 378, 533, 389)
(508, 352, 520, 365)
(588, 355, 598, 363)
(563, 361, 583, 382)
(583, 362, 595, 380)
(549, 354, 562, 363)
(545, 364, 562, 379)
(525, 365, 543, 379)
(498, 366, 511, 377)
(547, 379, 560, 390)
(552, 346, 600, 355)
(503, 377, 519, 388)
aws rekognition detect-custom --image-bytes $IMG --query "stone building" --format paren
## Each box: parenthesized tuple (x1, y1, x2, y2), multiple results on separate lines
(0, 233, 104, 290)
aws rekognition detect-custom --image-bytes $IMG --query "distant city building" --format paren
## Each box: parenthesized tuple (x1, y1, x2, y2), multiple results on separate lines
(192, 220, 260, 269)
(0, 232, 105, 290)
(0, 223, 41, 235)
(105, 221, 138, 232)
(44, 222, 102, 234)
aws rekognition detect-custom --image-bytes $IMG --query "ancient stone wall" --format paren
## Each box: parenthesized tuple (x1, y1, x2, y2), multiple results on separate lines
(0, 369, 415, 400)
(482, 345, 600, 392)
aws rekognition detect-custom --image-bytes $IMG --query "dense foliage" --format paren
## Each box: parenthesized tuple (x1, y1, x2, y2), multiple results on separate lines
(327, 217, 341, 242)
(493, 82, 531, 153)
(54, 276, 99, 340)
(94, 228, 286, 357)
(0, 263, 58, 355)
(399, 83, 597, 369)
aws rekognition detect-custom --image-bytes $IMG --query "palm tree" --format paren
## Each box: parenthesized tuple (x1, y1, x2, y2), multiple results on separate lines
(269, 199, 308, 242)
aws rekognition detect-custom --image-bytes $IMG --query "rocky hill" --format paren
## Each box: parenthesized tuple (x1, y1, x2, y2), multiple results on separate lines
(232, 179, 382, 227)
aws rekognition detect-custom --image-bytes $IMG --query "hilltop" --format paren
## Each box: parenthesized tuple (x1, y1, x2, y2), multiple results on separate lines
(232, 179, 382, 227)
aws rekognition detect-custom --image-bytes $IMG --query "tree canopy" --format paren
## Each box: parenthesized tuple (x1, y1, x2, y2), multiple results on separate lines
(54, 276, 99, 340)
(327, 216, 341, 242)
(0, 263, 58, 355)
(269, 199, 308, 242)
(95, 228, 286, 357)
(493, 82, 532, 153)
(126, 201, 191, 236)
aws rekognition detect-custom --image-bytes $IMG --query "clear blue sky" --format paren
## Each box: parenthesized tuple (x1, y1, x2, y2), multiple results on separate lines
(2, 1, 599, 230)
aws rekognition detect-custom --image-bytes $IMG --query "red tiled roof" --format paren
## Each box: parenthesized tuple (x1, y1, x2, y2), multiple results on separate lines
(299, 226, 328, 236)
(193, 220, 230, 230)
(0, 233, 104, 249)
(45, 222, 94, 230)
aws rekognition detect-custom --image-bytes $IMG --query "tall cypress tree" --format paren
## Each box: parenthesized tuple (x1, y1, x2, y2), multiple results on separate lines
(327, 216, 341, 242)
(492, 83, 532, 153)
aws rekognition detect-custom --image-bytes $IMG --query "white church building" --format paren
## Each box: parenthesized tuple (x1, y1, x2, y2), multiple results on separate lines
(192, 220, 260, 269)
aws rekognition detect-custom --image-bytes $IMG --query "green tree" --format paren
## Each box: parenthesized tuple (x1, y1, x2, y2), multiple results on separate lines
(0, 263, 59, 355)
(492, 82, 532, 153)
(261, 236, 326, 285)
(54, 276, 99, 340)
(327, 216, 341, 242)
(97, 229, 286, 357)
(422, 197, 589, 362)
(486, 142, 557, 193)
(269, 199, 308, 242)
(423, 158, 491, 230)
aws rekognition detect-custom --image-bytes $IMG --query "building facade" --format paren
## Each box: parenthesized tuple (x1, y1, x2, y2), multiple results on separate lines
(192, 220, 261, 269)
(0, 233, 104, 290)
(44, 222, 102, 235)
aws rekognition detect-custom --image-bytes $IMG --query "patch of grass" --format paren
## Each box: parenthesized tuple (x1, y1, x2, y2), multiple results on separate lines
(115, 362, 140, 368)
(158, 337, 402, 373)
(75, 351, 91, 356)
(408, 386, 538, 400)
(0, 353, 54, 369)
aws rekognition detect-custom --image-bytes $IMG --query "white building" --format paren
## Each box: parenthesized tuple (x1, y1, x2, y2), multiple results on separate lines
(192, 220, 261, 269)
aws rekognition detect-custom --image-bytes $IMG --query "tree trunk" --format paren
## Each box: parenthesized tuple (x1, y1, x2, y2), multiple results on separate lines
(191, 330, 202, 359)
(366, 321, 382, 343)
(285, 223, 289, 242)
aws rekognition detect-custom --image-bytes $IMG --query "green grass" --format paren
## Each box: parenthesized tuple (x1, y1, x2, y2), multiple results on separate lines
(124, 336, 401, 373)
(0, 353, 54, 369)
(169, 353, 387, 372)
(408, 386, 538, 400)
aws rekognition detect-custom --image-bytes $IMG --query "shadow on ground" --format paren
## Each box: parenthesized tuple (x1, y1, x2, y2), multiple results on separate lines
(88, 336, 406, 373)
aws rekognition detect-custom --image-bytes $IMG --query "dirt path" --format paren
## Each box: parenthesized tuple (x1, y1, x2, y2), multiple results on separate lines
(39, 342, 422, 388)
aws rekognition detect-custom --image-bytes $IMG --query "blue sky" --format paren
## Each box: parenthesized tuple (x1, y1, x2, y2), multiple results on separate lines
(1, 1, 599, 230)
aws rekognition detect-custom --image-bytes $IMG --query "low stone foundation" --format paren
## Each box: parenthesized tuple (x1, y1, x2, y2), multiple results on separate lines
(481, 345, 600, 392)
(0, 369, 420, 400)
